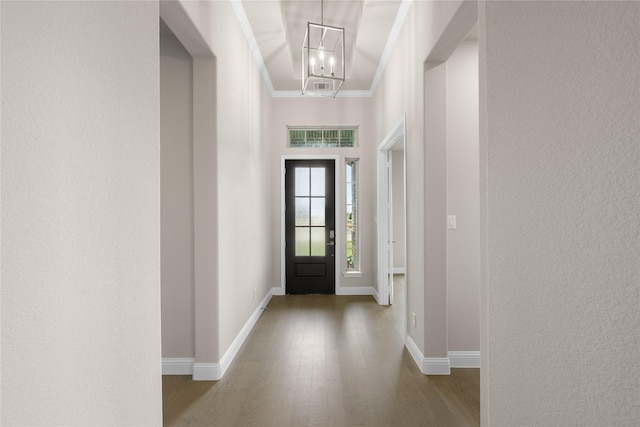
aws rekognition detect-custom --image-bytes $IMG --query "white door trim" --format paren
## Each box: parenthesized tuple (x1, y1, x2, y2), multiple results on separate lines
(376, 114, 407, 312)
(280, 155, 341, 295)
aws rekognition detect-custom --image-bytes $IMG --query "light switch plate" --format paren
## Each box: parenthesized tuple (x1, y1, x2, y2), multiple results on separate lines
(447, 215, 457, 230)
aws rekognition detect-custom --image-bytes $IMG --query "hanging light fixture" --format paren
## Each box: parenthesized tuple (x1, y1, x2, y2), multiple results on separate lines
(301, 0, 345, 97)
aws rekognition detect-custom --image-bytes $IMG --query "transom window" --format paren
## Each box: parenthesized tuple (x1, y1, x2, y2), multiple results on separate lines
(288, 126, 358, 148)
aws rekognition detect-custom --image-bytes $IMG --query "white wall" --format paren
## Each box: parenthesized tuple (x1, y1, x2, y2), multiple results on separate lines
(1, 1, 162, 424)
(160, 32, 195, 358)
(269, 97, 376, 291)
(446, 40, 480, 352)
(480, 1, 640, 425)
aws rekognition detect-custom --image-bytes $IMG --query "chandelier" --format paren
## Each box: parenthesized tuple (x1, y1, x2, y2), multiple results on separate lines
(301, 0, 345, 97)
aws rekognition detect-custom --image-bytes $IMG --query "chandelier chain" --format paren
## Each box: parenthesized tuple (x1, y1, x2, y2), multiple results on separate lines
(321, 0, 324, 25)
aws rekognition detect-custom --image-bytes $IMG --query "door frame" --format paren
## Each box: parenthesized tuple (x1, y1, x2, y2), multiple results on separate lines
(279, 155, 341, 295)
(377, 115, 407, 310)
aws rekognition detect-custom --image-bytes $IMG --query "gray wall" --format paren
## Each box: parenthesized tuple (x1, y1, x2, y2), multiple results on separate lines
(392, 151, 406, 270)
(160, 32, 195, 358)
(373, 0, 469, 357)
(269, 97, 376, 291)
(446, 40, 480, 352)
(1, 1, 162, 424)
(481, 1, 640, 425)
(161, 0, 273, 365)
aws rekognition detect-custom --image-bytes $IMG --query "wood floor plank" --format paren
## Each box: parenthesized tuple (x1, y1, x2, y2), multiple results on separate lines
(163, 277, 479, 426)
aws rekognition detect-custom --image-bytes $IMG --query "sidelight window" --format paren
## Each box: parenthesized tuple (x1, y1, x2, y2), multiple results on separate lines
(346, 159, 359, 271)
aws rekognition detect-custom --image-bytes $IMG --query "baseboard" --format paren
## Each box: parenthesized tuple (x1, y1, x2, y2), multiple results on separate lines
(162, 357, 195, 375)
(405, 335, 424, 371)
(424, 357, 451, 375)
(272, 286, 375, 297)
(216, 290, 273, 379)
(393, 267, 405, 274)
(448, 351, 480, 368)
(372, 286, 381, 304)
(192, 362, 220, 380)
(336, 286, 376, 296)
(405, 336, 451, 375)
(165, 289, 274, 381)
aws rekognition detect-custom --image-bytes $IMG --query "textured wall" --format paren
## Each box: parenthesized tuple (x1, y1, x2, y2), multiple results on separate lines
(160, 33, 195, 358)
(1, 1, 161, 424)
(482, 1, 640, 425)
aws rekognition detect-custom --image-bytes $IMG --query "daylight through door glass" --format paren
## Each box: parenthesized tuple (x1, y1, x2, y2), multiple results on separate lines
(294, 167, 326, 256)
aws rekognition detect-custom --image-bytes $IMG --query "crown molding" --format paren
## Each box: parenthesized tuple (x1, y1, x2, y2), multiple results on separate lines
(230, 0, 275, 95)
(369, 0, 412, 94)
(271, 89, 374, 98)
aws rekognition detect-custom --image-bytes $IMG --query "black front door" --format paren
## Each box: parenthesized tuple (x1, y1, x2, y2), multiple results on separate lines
(285, 159, 336, 294)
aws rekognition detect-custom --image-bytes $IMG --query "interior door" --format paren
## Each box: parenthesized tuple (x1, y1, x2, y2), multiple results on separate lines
(285, 159, 336, 294)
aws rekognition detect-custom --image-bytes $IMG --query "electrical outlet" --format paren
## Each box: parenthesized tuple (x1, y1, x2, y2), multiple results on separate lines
(411, 312, 417, 328)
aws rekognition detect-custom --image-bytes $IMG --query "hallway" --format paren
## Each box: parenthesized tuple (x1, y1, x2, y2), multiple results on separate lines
(163, 277, 479, 426)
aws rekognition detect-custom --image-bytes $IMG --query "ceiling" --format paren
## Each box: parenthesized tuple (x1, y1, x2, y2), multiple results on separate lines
(239, 0, 409, 96)
(163, 1, 477, 98)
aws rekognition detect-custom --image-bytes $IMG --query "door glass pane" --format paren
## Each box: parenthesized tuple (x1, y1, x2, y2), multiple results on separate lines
(295, 197, 310, 226)
(310, 227, 326, 256)
(310, 198, 325, 226)
(295, 227, 310, 256)
(296, 168, 310, 196)
(310, 168, 325, 196)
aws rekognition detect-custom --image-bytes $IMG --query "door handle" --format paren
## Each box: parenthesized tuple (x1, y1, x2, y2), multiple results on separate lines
(326, 241, 335, 246)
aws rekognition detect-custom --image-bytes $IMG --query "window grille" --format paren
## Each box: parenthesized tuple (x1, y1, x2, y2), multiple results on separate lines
(288, 127, 358, 148)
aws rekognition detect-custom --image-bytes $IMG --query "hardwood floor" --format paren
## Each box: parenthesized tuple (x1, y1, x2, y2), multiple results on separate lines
(163, 277, 479, 426)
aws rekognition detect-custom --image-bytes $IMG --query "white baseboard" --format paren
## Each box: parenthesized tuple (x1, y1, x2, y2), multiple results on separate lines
(274, 285, 376, 297)
(405, 335, 424, 371)
(192, 362, 220, 381)
(336, 286, 376, 296)
(163, 289, 274, 381)
(372, 286, 381, 304)
(448, 351, 480, 368)
(424, 357, 451, 375)
(405, 336, 451, 375)
(392, 267, 405, 274)
(162, 357, 195, 375)
(216, 289, 273, 379)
